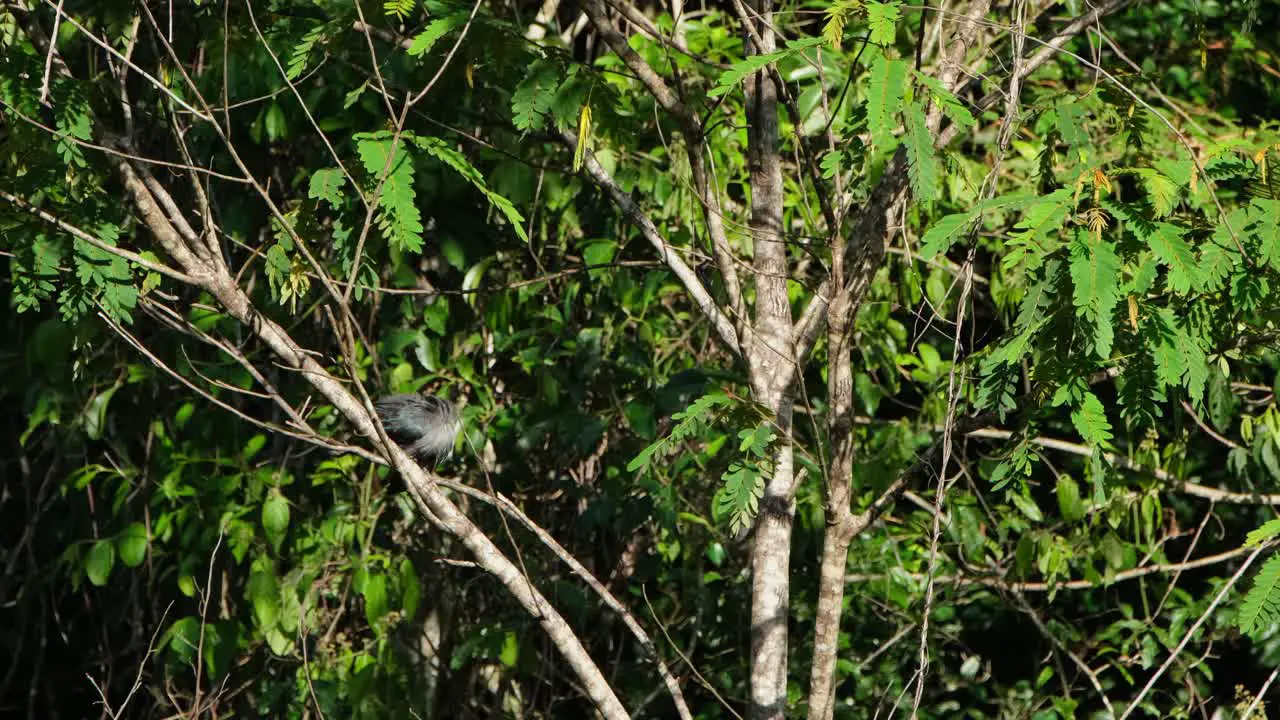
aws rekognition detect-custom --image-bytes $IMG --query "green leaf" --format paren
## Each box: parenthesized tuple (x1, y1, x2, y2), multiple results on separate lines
(709, 37, 826, 97)
(262, 491, 290, 545)
(1147, 222, 1202, 294)
(355, 133, 424, 253)
(1123, 253, 1159, 295)
(52, 103, 91, 168)
(1071, 392, 1113, 447)
(1016, 189, 1074, 242)
(461, 256, 493, 309)
(987, 319, 1043, 367)
(401, 559, 422, 619)
(866, 1, 901, 46)
(582, 241, 616, 276)
(138, 250, 163, 295)
(627, 391, 734, 471)
(286, 24, 327, 80)
(1248, 198, 1280, 271)
(13, 235, 64, 313)
(483, 191, 529, 243)
(713, 462, 765, 535)
(1055, 99, 1088, 149)
(248, 570, 280, 629)
(407, 15, 464, 57)
(362, 572, 389, 626)
(627, 439, 664, 472)
(1151, 308, 1209, 404)
(165, 617, 201, 663)
(308, 168, 346, 208)
(1015, 263, 1058, 330)
(1004, 189, 1073, 272)
(415, 136, 528, 242)
(821, 149, 845, 178)
(919, 212, 974, 259)
(1238, 553, 1280, 637)
(343, 81, 368, 109)
(71, 226, 137, 322)
(20, 392, 59, 446)
(84, 384, 121, 441)
(1137, 169, 1179, 218)
(706, 542, 727, 566)
(738, 424, 776, 456)
(423, 299, 449, 336)
(242, 434, 267, 462)
(1181, 334, 1209, 406)
(913, 70, 975, 129)
(1009, 491, 1043, 523)
(866, 55, 907, 151)
(1200, 233, 1238, 291)
(86, 540, 116, 586)
(1246, 518, 1280, 547)
(1056, 475, 1085, 522)
(500, 631, 519, 667)
(511, 60, 560, 131)
(823, 1, 854, 47)
(1069, 233, 1121, 358)
(904, 100, 939, 203)
(116, 522, 149, 568)
(264, 627, 293, 657)
(175, 401, 196, 429)
(384, 0, 414, 19)
(264, 102, 287, 142)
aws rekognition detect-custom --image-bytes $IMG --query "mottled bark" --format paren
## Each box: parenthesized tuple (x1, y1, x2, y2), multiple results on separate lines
(742, 0, 799, 716)
(806, 267, 856, 720)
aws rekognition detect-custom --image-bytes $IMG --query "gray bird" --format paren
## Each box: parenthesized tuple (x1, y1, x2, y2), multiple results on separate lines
(374, 393, 462, 465)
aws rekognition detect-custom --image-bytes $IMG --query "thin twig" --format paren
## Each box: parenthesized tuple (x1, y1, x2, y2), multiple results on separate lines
(1119, 543, 1270, 719)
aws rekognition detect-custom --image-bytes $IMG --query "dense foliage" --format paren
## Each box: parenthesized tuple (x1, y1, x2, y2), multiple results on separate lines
(3, 0, 1280, 718)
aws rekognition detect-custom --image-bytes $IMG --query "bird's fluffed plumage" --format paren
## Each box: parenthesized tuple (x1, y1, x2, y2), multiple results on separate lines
(374, 394, 461, 463)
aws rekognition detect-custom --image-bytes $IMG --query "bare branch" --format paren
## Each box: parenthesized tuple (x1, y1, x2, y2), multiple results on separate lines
(968, 429, 1280, 506)
(846, 542, 1263, 593)
(581, 0, 746, 323)
(1119, 543, 1268, 719)
(0, 189, 200, 285)
(565, 128, 742, 354)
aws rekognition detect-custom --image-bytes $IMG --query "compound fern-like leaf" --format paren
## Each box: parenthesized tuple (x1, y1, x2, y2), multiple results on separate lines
(1071, 391, 1114, 447)
(904, 100, 938, 203)
(866, 55, 907, 151)
(708, 37, 825, 98)
(1069, 232, 1121, 358)
(1147, 222, 1203, 294)
(355, 133, 424, 253)
(866, 1, 901, 46)
(1239, 553, 1280, 637)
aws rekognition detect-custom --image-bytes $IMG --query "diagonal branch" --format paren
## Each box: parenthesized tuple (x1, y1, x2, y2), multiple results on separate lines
(968, 429, 1280, 506)
(120, 167, 632, 714)
(5, 18, 630, 707)
(845, 542, 1264, 593)
(0, 188, 200, 285)
(564, 128, 742, 354)
(581, 0, 746, 333)
(580, 0, 695, 127)
(202, 270, 632, 718)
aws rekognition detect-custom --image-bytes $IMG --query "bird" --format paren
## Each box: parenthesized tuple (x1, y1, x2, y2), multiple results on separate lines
(373, 393, 462, 466)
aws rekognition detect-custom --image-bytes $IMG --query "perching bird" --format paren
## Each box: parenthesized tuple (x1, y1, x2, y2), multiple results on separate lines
(373, 393, 462, 465)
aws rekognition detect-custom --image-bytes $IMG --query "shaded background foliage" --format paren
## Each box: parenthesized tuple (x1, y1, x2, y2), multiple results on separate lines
(3, 0, 1280, 718)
